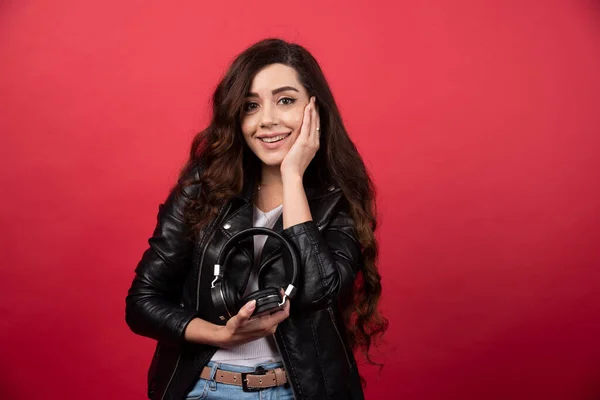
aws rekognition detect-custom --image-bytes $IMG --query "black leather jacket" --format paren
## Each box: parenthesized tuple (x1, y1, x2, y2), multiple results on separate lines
(125, 163, 365, 400)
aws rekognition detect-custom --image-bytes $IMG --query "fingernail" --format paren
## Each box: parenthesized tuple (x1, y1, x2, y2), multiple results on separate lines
(246, 300, 256, 309)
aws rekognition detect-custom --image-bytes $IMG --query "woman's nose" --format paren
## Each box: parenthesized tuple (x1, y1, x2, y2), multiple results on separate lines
(259, 103, 278, 128)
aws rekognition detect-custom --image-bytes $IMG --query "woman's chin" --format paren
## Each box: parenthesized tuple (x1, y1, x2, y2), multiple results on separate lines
(259, 158, 283, 167)
(255, 151, 287, 167)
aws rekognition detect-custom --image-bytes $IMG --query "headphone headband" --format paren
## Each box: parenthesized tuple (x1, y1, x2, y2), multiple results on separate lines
(213, 227, 299, 299)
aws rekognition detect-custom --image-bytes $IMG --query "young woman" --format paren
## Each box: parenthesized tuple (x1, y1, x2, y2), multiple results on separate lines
(126, 38, 387, 400)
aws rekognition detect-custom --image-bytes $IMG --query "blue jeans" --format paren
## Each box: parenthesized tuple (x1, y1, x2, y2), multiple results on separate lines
(185, 361, 295, 400)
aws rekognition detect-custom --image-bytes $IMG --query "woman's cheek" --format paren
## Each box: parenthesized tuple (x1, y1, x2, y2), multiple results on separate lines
(284, 106, 304, 128)
(241, 118, 256, 137)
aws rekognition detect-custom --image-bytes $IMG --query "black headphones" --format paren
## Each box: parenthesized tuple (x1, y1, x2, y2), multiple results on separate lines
(211, 227, 299, 321)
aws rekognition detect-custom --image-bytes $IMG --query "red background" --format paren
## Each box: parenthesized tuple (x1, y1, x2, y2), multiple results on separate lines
(1, 1, 599, 399)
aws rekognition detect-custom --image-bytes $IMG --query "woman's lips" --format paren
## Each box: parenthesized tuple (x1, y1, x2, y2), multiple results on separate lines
(257, 133, 291, 150)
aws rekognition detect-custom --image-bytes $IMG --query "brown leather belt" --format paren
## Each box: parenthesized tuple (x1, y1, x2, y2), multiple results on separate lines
(200, 365, 288, 392)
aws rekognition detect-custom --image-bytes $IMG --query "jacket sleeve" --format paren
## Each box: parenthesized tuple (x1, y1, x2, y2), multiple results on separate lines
(125, 166, 201, 347)
(281, 198, 363, 310)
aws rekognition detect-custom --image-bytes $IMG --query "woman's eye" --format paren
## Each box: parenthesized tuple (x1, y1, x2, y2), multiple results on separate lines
(243, 102, 258, 112)
(279, 97, 296, 105)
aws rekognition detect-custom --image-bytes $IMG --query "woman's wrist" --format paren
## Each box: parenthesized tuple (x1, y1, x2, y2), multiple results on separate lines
(281, 171, 303, 185)
(282, 173, 311, 229)
(212, 325, 230, 348)
(184, 317, 229, 347)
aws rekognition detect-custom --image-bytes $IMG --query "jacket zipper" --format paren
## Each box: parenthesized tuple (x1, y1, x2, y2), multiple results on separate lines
(159, 354, 181, 400)
(160, 202, 231, 400)
(272, 332, 300, 399)
(327, 306, 352, 369)
(196, 202, 231, 307)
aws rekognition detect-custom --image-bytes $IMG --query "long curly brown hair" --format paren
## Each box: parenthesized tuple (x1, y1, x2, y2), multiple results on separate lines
(178, 38, 387, 365)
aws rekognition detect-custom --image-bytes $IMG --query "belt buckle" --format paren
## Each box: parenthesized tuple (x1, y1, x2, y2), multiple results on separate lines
(241, 366, 267, 392)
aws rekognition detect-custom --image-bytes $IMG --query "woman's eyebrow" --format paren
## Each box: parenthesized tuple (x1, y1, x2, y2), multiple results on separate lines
(246, 86, 299, 98)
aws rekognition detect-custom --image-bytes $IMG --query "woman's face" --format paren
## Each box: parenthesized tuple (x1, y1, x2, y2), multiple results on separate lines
(241, 63, 310, 167)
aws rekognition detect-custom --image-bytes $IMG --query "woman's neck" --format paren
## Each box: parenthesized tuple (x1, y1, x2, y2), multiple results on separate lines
(259, 164, 283, 188)
(255, 164, 284, 212)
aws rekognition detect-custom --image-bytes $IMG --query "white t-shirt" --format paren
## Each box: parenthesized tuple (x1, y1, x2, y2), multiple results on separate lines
(210, 203, 284, 366)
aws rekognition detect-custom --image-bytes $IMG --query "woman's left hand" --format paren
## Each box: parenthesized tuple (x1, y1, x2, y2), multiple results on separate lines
(280, 96, 320, 179)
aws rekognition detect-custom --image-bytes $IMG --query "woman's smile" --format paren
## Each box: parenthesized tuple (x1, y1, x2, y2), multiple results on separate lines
(257, 131, 292, 149)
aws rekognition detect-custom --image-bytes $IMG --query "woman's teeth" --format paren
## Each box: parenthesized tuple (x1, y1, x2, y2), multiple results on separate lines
(259, 133, 290, 143)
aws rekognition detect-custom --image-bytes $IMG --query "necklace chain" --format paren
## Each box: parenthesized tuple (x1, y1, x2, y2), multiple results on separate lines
(256, 184, 281, 227)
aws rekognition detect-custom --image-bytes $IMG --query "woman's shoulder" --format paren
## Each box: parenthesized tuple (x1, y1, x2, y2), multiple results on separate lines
(173, 159, 206, 200)
(179, 159, 205, 182)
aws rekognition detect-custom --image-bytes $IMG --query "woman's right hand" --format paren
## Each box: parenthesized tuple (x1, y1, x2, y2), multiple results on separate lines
(217, 294, 290, 348)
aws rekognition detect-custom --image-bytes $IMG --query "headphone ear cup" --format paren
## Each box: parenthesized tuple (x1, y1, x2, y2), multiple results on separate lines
(241, 287, 283, 317)
(221, 278, 241, 317)
(211, 281, 230, 322)
(217, 245, 244, 317)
